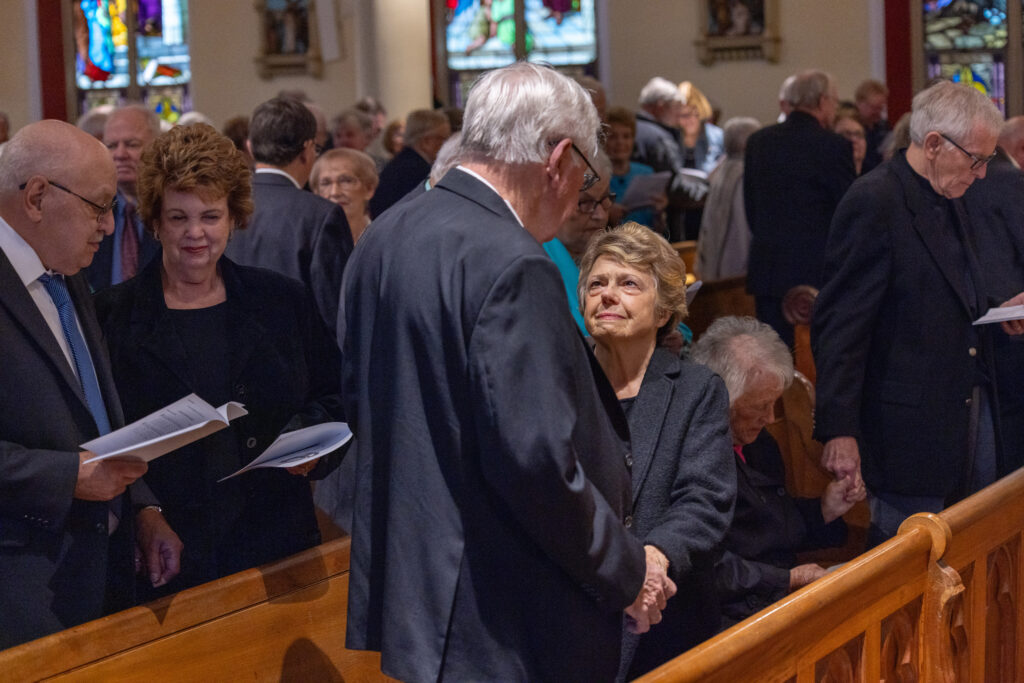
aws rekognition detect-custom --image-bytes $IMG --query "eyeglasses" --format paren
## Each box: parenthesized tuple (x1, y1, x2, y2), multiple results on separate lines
(570, 141, 601, 192)
(19, 179, 118, 220)
(939, 133, 997, 170)
(578, 192, 616, 215)
(314, 141, 326, 156)
(318, 174, 361, 189)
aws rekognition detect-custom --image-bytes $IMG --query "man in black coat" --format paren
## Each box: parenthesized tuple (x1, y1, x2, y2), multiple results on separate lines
(744, 70, 855, 347)
(0, 121, 176, 648)
(368, 108, 450, 218)
(340, 63, 672, 683)
(224, 97, 353, 337)
(813, 82, 1024, 546)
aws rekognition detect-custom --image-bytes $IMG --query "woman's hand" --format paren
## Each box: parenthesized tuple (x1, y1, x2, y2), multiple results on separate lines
(286, 458, 320, 476)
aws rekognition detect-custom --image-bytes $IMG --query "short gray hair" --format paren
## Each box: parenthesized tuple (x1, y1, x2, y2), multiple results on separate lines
(107, 104, 162, 139)
(404, 109, 449, 147)
(332, 108, 373, 137)
(430, 132, 462, 186)
(909, 80, 1004, 145)
(690, 316, 794, 404)
(638, 77, 684, 108)
(722, 117, 760, 157)
(460, 62, 601, 165)
(787, 70, 835, 109)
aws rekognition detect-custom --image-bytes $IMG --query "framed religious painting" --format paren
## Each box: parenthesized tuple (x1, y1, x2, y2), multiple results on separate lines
(695, 0, 780, 66)
(254, 0, 323, 78)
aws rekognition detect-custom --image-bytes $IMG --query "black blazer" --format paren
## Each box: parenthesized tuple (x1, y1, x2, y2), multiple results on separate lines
(744, 110, 855, 297)
(0, 252, 134, 647)
(95, 256, 344, 592)
(341, 168, 646, 683)
(715, 430, 846, 628)
(618, 348, 736, 680)
(224, 172, 353, 337)
(813, 152, 998, 497)
(369, 146, 432, 218)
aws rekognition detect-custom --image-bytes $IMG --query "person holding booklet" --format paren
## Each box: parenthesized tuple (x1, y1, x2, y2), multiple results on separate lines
(95, 123, 345, 597)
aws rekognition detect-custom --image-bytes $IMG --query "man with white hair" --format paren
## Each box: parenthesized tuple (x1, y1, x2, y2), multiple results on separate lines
(744, 69, 855, 347)
(813, 81, 1024, 546)
(340, 62, 672, 682)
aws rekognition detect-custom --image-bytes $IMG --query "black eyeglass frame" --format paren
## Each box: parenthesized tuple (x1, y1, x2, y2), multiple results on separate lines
(577, 191, 617, 215)
(938, 132, 997, 171)
(569, 141, 601, 192)
(19, 179, 118, 219)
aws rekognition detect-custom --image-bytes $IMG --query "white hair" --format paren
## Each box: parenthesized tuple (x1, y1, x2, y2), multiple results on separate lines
(460, 62, 601, 165)
(909, 80, 1004, 145)
(787, 70, 835, 109)
(638, 77, 685, 108)
(690, 316, 794, 404)
(430, 132, 462, 185)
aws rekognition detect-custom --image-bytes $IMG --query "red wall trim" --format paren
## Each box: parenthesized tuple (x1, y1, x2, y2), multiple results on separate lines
(884, 0, 912, 120)
(38, 0, 68, 121)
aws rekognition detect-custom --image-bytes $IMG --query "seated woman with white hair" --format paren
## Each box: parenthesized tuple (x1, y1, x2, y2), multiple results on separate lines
(690, 316, 865, 630)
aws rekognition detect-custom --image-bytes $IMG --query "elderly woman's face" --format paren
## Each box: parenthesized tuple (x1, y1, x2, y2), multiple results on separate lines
(605, 123, 634, 164)
(584, 255, 669, 345)
(315, 157, 374, 218)
(157, 189, 232, 285)
(730, 370, 783, 447)
(557, 176, 612, 258)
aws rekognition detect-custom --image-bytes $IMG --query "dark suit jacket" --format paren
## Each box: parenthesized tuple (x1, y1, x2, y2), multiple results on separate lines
(964, 151, 1024, 470)
(744, 110, 855, 297)
(340, 168, 646, 683)
(0, 252, 132, 648)
(812, 152, 997, 497)
(715, 430, 846, 627)
(95, 256, 344, 593)
(83, 190, 160, 292)
(224, 172, 353, 337)
(368, 146, 432, 218)
(618, 349, 736, 680)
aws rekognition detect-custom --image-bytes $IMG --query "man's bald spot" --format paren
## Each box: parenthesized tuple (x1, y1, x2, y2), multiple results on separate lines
(0, 120, 113, 197)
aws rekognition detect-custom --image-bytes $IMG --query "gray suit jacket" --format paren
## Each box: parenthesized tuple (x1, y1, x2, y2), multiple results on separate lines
(224, 172, 353, 336)
(0, 252, 131, 648)
(340, 168, 646, 683)
(618, 348, 736, 679)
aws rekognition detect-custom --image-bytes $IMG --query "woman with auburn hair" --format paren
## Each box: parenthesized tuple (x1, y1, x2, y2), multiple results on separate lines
(95, 123, 344, 597)
(578, 222, 735, 679)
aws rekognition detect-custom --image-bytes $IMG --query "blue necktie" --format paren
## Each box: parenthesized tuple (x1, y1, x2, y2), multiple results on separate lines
(38, 273, 112, 436)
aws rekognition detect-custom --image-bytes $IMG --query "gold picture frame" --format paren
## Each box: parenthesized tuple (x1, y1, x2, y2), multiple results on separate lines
(695, 0, 780, 66)
(254, 0, 323, 79)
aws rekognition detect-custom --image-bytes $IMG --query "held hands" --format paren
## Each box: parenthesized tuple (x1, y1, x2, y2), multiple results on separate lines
(135, 507, 183, 588)
(999, 292, 1024, 336)
(821, 473, 866, 523)
(821, 437, 863, 495)
(789, 563, 828, 591)
(625, 545, 677, 634)
(74, 451, 148, 501)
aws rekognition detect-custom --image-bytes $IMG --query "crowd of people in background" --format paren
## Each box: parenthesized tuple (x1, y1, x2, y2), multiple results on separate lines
(3, 60, 1024, 683)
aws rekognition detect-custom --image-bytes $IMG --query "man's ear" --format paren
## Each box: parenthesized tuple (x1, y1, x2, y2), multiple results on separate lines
(923, 131, 944, 160)
(546, 138, 574, 186)
(21, 176, 47, 222)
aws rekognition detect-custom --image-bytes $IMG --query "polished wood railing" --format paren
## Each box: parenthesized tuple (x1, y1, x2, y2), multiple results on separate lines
(635, 466, 1024, 683)
(0, 536, 393, 682)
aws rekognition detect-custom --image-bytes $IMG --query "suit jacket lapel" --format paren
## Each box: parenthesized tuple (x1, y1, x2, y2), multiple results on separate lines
(0, 252, 91, 411)
(132, 261, 196, 391)
(628, 349, 677, 503)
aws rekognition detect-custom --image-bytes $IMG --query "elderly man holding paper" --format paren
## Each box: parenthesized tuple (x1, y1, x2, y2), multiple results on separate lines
(95, 123, 344, 597)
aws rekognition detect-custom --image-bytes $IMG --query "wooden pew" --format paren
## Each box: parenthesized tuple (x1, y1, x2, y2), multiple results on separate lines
(686, 275, 756, 341)
(0, 537, 394, 681)
(635, 467, 1024, 682)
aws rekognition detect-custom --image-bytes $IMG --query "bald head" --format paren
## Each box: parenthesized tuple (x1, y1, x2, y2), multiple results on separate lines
(999, 116, 1024, 169)
(0, 120, 116, 274)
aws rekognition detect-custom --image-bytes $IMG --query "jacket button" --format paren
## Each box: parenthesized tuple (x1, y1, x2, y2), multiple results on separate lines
(235, 383, 246, 397)
(246, 437, 258, 448)
(625, 453, 634, 469)
(965, 397, 973, 407)
(777, 487, 786, 496)
(95, 523, 106, 534)
(968, 347, 977, 357)
(624, 515, 633, 529)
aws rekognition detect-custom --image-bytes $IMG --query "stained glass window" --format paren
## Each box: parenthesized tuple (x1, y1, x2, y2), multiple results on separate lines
(73, 0, 192, 122)
(442, 0, 597, 105)
(923, 0, 1007, 113)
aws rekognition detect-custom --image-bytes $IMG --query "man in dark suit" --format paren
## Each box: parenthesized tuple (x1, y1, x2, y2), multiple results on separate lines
(368, 108, 450, 218)
(225, 97, 353, 336)
(83, 105, 161, 292)
(744, 70, 855, 347)
(340, 63, 673, 682)
(0, 121, 178, 648)
(813, 81, 1024, 546)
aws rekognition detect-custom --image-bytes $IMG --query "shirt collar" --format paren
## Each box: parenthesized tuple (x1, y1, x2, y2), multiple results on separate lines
(254, 167, 302, 189)
(0, 213, 48, 286)
(455, 165, 524, 228)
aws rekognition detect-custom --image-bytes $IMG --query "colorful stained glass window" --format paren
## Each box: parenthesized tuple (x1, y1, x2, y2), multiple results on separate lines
(73, 0, 191, 122)
(923, 0, 1006, 113)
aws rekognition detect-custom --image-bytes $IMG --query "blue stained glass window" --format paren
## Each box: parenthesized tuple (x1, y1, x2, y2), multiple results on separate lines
(923, 0, 1006, 113)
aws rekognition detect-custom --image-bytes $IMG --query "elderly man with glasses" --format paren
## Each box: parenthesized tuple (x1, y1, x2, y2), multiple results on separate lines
(339, 63, 673, 682)
(813, 80, 1024, 548)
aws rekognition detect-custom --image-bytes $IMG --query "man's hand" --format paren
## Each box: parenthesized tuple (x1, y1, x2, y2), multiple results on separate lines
(999, 292, 1024, 336)
(821, 474, 865, 523)
(624, 545, 677, 634)
(135, 506, 183, 588)
(789, 563, 827, 591)
(821, 437, 862, 491)
(74, 452, 148, 501)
